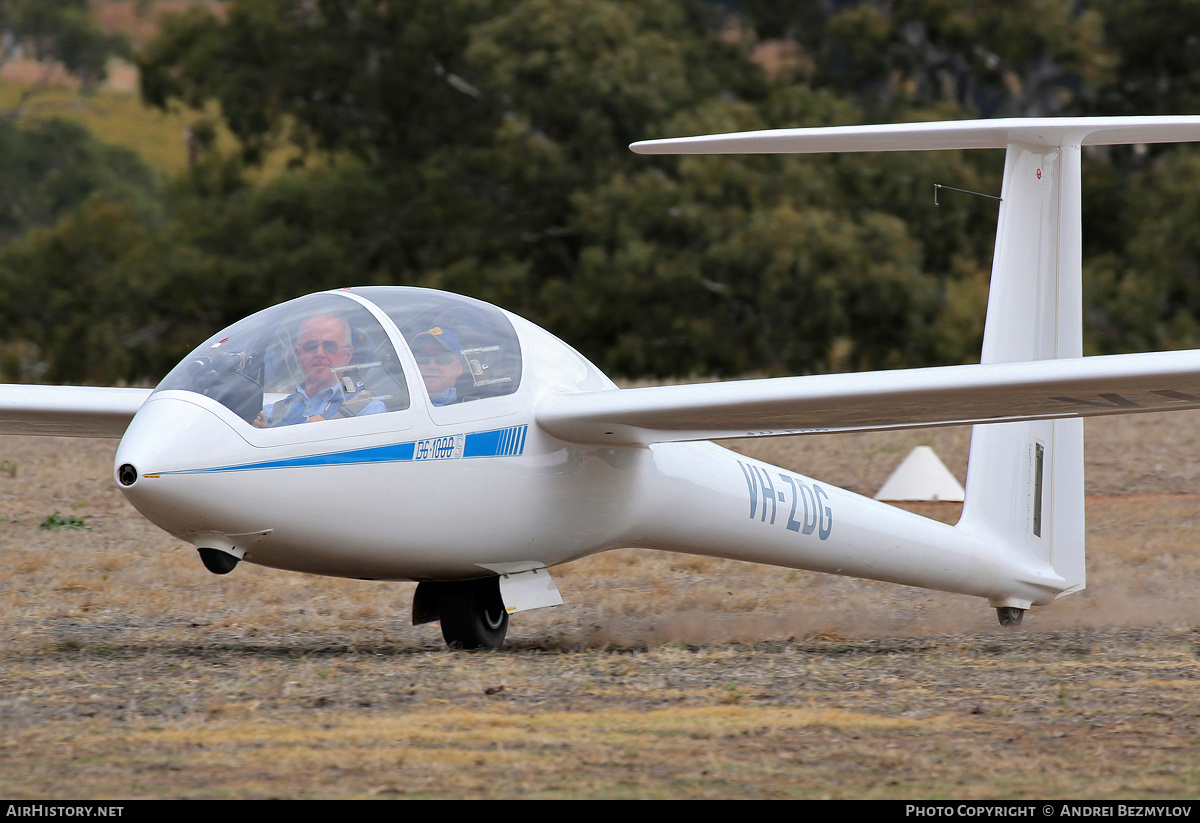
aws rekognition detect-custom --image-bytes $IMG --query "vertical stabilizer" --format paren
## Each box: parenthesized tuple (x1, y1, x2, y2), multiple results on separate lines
(957, 141, 1086, 602)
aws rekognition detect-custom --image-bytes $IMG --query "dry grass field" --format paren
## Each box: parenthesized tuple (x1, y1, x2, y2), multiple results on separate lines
(1, 413, 1200, 798)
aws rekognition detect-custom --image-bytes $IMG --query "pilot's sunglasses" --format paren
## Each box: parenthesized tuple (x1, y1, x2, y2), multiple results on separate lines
(415, 352, 457, 366)
(299, 340, 345, 355)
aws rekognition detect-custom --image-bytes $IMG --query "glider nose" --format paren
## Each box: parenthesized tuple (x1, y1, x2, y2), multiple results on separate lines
(113, 393, 251, 536)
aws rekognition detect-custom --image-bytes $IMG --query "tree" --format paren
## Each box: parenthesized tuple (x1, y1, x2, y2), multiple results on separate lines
(13, 0, 1174, 385)
(135, 0, 788, 375)
(1085, 148, 1200, 356)
(0, 196, 167, 383)
(138, 0, 506, 165)
(1087, 0, 1200, 117)
(0, 0, 130, 118)
(0, 117, 162, 247)
(740, 0, 1114, 118)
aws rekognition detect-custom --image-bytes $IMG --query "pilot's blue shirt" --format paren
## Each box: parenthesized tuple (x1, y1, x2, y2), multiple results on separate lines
(265, 383, 385, 427)
(430, 387, 457, 407)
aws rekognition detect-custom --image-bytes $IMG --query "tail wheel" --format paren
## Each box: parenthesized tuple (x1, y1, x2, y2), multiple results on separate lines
(439, 577, 509, 650)
(996, 606, 1025, 626)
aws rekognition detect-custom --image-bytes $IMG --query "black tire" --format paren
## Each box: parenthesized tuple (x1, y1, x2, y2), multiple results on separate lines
(198, 548, 239, 575)
(439, 577, 509, 650)
(996, 606, 1025, 626)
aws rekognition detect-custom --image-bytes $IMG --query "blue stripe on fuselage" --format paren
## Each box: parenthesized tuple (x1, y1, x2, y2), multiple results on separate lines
(462, 425, 527, 458)
(158, 424, 528, 475)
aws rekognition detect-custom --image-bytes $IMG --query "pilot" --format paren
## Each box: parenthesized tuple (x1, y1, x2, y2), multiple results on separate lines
(253, 314, 385, 427)
(412, 326, 464, 406)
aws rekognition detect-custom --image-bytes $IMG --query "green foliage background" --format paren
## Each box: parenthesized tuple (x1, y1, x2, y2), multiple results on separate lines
(1, 0, 1199, 385)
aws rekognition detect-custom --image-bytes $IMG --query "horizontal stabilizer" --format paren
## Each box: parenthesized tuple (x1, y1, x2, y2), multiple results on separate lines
(0, 385, 151, 438)
(536, 350, 1200, 445)
(631, 116, 1200, 155)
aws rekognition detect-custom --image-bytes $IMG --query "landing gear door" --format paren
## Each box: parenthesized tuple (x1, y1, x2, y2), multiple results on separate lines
(484, 565, 563, 615)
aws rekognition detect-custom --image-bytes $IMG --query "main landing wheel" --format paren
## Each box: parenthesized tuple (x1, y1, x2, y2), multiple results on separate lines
(439, 577, 509, 650)
(996, 606, 1025, 627)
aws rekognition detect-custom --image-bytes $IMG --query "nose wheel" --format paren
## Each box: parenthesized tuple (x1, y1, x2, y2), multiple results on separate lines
(198, 547, 239, 575)
(996, 606, 1025, 626)
(439, 577, 509, 650)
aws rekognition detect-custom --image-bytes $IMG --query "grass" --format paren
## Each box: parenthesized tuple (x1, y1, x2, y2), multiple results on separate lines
(2, 416, 1200, 797)
(38, 512, 88, 529)
(0, 82, 306, 178)
(2, 634, 1198, 799)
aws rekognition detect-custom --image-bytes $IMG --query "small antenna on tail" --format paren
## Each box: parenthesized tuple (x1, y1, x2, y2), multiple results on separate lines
(933, 183, 1003, 207)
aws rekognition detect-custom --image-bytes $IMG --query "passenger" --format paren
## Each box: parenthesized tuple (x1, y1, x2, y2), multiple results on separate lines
(253, 314, 385, 427)
(412, 326, 464, 406)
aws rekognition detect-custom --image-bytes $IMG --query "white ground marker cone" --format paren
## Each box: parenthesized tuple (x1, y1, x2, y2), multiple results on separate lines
(874, 445, 965, 502)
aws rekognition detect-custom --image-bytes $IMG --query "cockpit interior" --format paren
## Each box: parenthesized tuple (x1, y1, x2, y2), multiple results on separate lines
(154, 287, 524, 427)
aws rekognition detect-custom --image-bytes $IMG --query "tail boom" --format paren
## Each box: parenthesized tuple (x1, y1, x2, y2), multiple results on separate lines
(627, 442, 1067, 608)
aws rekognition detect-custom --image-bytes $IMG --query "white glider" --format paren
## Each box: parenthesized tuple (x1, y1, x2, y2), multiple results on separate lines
(4, 116, 1200, 649)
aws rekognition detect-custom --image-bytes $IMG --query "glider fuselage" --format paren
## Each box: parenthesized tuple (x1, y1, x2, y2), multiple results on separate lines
(113, 287, 1062, 609)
